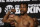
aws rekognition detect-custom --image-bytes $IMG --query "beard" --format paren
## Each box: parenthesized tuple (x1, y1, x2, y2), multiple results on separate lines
(20, 12, 26, 15)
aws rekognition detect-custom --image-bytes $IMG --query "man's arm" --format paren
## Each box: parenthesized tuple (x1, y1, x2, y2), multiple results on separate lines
(2, 11, 10, 23)
(33, 18, 39, 25)
(29, 18, 35, 27)
(2, 9, 16, 23)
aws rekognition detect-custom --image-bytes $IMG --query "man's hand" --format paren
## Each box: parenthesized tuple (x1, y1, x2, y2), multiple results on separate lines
(11, 9, 16, 12)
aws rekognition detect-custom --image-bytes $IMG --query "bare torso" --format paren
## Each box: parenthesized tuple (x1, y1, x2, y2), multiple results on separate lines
(7, 14, 34, 27)
(15, 15, 30, 27)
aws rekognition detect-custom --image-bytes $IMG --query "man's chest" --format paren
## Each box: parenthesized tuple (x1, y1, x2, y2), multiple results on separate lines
(15, 18, 29, 27)
(19, 18, 29, 25)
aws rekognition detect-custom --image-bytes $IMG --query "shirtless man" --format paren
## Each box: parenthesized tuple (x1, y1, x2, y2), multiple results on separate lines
(2, 3, 35, 27)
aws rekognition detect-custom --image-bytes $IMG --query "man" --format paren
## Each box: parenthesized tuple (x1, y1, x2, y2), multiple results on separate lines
(2, 3, 35, 27)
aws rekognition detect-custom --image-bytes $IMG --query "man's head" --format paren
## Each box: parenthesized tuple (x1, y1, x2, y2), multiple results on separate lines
(20, 3, 28, 14)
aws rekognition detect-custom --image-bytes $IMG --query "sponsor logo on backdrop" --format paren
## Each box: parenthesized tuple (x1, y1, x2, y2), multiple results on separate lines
(0, 4, 40, 14)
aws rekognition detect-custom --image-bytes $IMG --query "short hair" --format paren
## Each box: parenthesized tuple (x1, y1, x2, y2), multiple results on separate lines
(20, 2, 28, 8)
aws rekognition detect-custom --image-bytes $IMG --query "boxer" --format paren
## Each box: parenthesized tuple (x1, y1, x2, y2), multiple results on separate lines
(2, 3, 35, 27)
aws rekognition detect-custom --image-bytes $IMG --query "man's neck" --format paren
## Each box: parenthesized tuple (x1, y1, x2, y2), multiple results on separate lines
(21, 13, 27, 16)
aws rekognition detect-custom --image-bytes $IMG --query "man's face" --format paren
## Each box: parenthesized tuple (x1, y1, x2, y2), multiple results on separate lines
(20, 4, 27, 14)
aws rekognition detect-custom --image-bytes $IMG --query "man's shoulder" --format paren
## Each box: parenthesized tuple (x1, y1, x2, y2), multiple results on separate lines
(26, 16, 34, 21)
(27, 15, 32, 19)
